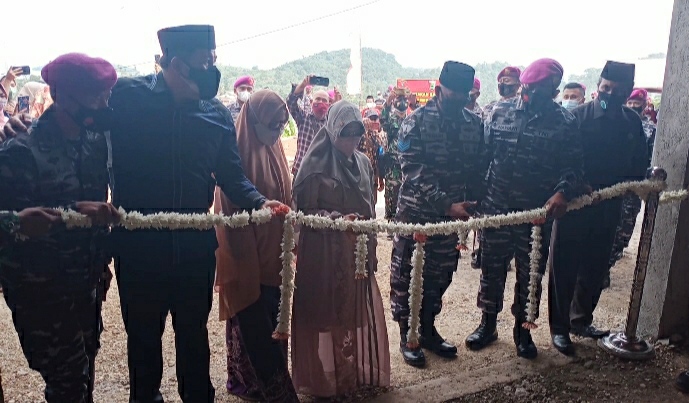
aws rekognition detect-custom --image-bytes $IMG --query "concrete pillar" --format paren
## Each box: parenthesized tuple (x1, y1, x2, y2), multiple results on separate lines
(637, 0, 689, 339)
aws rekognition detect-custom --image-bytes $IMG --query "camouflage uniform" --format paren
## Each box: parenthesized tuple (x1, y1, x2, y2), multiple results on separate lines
(228, 100, 243, 123)
(479, 97, 584, 322)
(481, 96, 517, 122)
(0, 107, 110, 403)
(390, 97, 488, 328)
(608, 116, 656, 268)
(380, 106, 406, 219)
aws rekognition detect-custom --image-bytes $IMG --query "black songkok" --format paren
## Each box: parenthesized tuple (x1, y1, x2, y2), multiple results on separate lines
(600, 61, 635, 84)
(439, 61, 475, 93)
(157, 25, 216, 57)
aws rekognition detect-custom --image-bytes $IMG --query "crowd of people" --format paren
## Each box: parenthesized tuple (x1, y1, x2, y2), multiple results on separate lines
(0, 22, 681, 403)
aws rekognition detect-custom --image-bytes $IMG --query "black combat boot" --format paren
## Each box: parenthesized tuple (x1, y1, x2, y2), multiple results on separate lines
(399, 323, 425, 367)
(420, 323, 457, 358)
(676, 370, 689, 393)
(465, 313, 498, 351)
(471, 248, 482, 269)
(514, 321, 538, 359)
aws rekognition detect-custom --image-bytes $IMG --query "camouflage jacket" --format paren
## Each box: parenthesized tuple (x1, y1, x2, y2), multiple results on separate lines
(380, 106, 406, 180)
(482, 97, 585, 213)
(0, 107, 110, 294)
(396, 97, 488, 224)
(642, 116, 656, 164)
(482, 96, 517, 122)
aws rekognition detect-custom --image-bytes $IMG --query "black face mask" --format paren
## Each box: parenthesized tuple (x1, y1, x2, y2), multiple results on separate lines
(438, 90, 468, 119)
(521, 87, 553, 112)
(188, 65, 221, 100)
(631, 106, 644, 115)
(498, 83, 518, 97)
(394, 101, 408, 112)
(597, 92, 627, 112)
(73, 106, 114, 133)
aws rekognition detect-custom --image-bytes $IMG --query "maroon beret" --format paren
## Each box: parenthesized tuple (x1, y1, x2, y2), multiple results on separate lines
(41, 53, 117, 96)
(497, 66, 521, 81)
(520, 58, 564, 86)
(628, 88, 648, 102)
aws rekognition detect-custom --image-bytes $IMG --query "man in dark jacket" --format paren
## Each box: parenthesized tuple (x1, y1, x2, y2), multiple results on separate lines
(548, 61, 648, 356)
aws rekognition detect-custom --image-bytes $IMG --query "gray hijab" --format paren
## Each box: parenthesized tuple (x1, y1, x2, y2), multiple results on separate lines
(293, 100, 374, 217)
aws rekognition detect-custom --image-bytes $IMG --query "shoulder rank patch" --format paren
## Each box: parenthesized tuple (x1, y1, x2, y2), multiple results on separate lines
(398, 138, 410, 152)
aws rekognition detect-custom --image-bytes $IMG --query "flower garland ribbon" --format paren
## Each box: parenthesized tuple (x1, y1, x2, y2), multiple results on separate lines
(273, 211, 296, 340)
(354, 234, 369, 279)
(407, 240, 426, 348)
(3, 179, 686, 339)
(523, 225, 542, 330)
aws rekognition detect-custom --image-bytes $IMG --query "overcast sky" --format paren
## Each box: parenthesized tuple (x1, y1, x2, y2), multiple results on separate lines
(0, 0, 675, 76)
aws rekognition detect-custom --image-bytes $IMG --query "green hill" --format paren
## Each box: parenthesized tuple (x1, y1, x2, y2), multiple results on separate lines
(217, 48, 517, 104)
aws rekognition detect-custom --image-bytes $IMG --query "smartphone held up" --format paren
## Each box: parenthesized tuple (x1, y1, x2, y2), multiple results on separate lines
(309, 76, 329, 87)
(11, 66, 31, 76)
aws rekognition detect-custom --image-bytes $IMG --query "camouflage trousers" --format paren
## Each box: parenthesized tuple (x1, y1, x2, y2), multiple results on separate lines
(609, 194, 642, 267)
(478, 222, 552, 322)
(390, 234, 459, 324)
(384, 178, 401, 220)
(2, 286, 101, 403)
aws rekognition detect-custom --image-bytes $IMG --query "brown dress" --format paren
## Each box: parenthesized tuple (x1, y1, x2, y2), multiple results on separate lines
(214, 90, 298, 402)
(291, 101, 391, 398)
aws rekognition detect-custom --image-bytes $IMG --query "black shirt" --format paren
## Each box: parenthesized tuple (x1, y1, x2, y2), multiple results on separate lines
(569, 100, 648, 227)
(108, 73, 266, 270)
(109, 73, 265, 213)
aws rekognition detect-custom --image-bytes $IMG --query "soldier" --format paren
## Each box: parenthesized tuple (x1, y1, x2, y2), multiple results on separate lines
(471, 66, 521, 270)
(607, 88, 656, 282)
(466, 78, 483, 116)
(481, 66, 522, 122)
(391, 61, 487, 367)
(228, 75, 255, 122)
(549, 62, 649, 355)
(466, 58, 585, 360)
(0, 53, 121, 402)
(0, 207, 64, 403)
(380, 86, 411, 220)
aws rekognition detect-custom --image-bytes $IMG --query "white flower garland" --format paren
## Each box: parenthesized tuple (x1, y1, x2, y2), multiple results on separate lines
(456, 228, 470, 251)
(5, 179, 685, 340)
(523, 225, 542, 330)
(273, 211, 296, 340)
(407, 240, 426, 348)
(354, 234, 369, 279)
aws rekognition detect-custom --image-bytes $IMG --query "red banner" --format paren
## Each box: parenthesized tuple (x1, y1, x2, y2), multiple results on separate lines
(396, 78, 438, 105)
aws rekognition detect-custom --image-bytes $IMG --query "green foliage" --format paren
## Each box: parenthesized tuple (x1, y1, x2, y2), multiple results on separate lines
(216, 49, 527, 105)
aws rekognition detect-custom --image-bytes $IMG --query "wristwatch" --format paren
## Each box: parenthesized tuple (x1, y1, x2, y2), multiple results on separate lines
(0, 212, 20, 238)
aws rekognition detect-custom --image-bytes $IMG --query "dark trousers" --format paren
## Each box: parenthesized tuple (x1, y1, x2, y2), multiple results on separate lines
(2, 286, 101, 403)
(115, 256, 215, 403)
(390, 234, 459, 327)
(478, 223, 552, 322)
(548, 215, 619, 334)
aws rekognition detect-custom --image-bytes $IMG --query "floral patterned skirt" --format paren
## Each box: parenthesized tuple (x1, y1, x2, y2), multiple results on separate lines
(226, 285, 298, 402)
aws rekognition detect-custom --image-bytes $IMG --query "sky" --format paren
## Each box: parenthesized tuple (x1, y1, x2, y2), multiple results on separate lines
(0, 0, 676, 77)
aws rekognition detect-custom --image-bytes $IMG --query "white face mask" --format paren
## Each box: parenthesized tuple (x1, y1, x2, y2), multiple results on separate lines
(237, 90, 251, 103)
(562, 99, 579, 111)
(366, 102, 375, 108)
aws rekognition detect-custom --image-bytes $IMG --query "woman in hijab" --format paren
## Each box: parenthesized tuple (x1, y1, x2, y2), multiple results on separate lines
(213, 89, 299, 402)
(291, 100, 391, 398)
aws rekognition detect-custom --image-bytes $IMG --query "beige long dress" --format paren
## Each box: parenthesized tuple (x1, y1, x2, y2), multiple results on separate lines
(291, 101, 391, 398)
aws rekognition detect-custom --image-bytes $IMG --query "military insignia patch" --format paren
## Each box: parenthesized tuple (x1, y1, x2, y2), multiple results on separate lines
(398, 138, 411, 152)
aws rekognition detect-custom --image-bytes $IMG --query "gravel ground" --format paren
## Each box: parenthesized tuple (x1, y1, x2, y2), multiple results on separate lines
(0, 141, 681, 402)
(449, 343, 689, 403)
